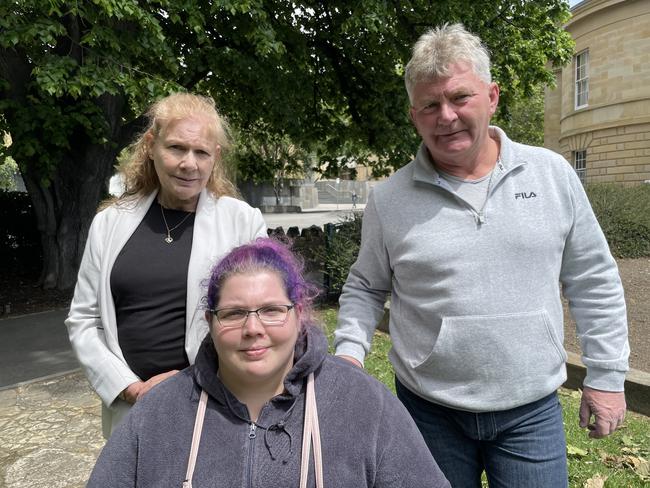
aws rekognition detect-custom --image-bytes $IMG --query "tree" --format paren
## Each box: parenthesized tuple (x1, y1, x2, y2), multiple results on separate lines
(229, 122, 311, 206)
(204, 0, 573, 173)
(0, 0, 573, 289)
(0, 158, 18, 191)
(493, 85, 546, 147)
(0, 132, 18, 190)
(0, 1, 184, 288)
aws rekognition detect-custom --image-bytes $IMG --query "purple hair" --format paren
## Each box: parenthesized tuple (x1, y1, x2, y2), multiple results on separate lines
(205, 238, 320, 329)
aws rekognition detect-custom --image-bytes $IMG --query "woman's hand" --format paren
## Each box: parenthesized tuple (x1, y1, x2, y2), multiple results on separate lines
(120, 370, 180, 404)
(337, 355, 363, 368)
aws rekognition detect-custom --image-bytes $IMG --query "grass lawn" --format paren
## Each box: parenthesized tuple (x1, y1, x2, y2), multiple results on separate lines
(318, 307, 650, 487)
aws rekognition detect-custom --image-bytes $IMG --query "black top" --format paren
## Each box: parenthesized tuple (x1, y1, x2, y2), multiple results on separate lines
(110, 200, 195, 380)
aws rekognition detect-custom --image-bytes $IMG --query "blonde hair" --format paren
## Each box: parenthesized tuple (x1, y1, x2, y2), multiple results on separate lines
(405, 23, 492, 103)
(103, 92, 238, 209)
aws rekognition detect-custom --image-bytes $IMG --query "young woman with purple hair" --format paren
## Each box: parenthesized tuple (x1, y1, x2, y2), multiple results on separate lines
(88, 238, 449, 487)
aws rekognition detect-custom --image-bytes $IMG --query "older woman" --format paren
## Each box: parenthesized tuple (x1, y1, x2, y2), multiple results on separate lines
(87, 238, 450, 487)
(66, 93, 266, 438)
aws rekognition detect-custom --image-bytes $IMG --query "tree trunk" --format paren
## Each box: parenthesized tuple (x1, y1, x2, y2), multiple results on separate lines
(21, 95, 132, 290)
(21, 172, 59, 289)
(23, 146, 117, 289)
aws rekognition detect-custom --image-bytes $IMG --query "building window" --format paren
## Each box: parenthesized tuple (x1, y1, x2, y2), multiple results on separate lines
(575, 50, 589, 109)
(574, 150, 587, 184)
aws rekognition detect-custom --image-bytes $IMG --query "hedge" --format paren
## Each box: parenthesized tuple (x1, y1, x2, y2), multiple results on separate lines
(586, 183, 650, 258)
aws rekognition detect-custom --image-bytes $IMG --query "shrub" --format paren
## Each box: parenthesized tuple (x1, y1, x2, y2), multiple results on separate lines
(586, 183, 650, 258)
(318, 212, 363, 299)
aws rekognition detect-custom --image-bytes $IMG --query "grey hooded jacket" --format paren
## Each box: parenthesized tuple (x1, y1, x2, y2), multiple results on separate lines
(335, 126, 629, 412)
(87, 326, 450, 487)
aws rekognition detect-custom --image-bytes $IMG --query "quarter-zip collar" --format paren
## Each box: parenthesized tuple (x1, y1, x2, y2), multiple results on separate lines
(411, 126, 526, 225)
(412, 126, 526, 192)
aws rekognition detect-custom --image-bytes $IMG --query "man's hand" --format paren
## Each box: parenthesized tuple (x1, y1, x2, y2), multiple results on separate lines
(120, 370, 180, 404)
(337, 355, 363, 368)
(579, 386, 626, 438)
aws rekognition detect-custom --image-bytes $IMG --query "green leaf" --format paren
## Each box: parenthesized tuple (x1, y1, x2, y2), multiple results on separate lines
(567, 444, 588, 457)
(621, 435, 637, 447)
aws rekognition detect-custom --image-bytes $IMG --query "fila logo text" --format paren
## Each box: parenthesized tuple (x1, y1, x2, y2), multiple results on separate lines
(515, 192, 537, 199)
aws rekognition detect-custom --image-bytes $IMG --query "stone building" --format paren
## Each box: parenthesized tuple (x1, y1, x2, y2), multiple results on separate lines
(544, 0, 650, 185)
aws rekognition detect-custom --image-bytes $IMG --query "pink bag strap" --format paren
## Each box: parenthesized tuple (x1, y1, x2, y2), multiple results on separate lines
(300, 372, 324, 488)
(182, 389, 208, 488)
(184, 375, 323, 488)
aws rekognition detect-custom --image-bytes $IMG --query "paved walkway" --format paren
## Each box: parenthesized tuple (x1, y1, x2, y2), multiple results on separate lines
(263, 203, 365, 232)
(0, 309, 76, 387)
(0, 372, 103, 487)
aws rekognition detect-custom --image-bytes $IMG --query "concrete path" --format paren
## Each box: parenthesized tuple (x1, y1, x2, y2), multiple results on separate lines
(0, 371, 103, 488)
(263, 203, 364, 232)
(0, 309, 78, 389)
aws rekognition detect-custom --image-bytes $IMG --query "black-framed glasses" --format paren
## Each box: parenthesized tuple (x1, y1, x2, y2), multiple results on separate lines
(209, 304, 295, 328)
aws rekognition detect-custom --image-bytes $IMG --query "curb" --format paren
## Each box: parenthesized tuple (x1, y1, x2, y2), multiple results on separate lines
(0, 307, 69, 321)
(564, 351, 650, 416)
(0, 368, 81, 392)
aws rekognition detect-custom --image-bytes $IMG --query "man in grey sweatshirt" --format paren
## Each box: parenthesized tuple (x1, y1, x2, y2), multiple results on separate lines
(334, 23, 629, 488)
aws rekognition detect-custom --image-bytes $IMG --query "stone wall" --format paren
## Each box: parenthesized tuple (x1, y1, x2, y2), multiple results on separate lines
(559, 122, 650, 184)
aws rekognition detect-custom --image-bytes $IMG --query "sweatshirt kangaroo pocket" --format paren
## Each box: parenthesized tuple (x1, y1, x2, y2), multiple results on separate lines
(412, 310, 567, 406)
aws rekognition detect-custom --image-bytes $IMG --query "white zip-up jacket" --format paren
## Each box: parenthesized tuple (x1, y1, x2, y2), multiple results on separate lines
(66, 190, 266, 435)
(335, 127, 629, 412)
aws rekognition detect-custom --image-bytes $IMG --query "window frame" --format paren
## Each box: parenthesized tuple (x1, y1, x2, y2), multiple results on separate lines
(574, 149, 587, 184)
(575, 50, 589, 110)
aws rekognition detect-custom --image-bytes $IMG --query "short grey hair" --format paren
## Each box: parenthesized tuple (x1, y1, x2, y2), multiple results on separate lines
(404, 23, 492, 103)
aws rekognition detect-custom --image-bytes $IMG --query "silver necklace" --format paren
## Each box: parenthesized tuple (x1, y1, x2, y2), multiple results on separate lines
(160, 204, 192, 243)
(476, 156, 500, 224)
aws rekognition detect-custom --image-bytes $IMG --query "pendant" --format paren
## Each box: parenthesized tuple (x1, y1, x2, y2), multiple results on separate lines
(164, 236, 174, 244)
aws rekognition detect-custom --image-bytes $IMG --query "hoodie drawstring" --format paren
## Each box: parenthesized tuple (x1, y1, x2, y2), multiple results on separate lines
(263, 396, 301, 462)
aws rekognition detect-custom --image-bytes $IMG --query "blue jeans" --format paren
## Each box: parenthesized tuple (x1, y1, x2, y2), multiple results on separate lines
(396, 378, 568, 488)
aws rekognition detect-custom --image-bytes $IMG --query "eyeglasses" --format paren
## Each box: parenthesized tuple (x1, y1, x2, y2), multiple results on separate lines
(209, 304, 295, 328)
